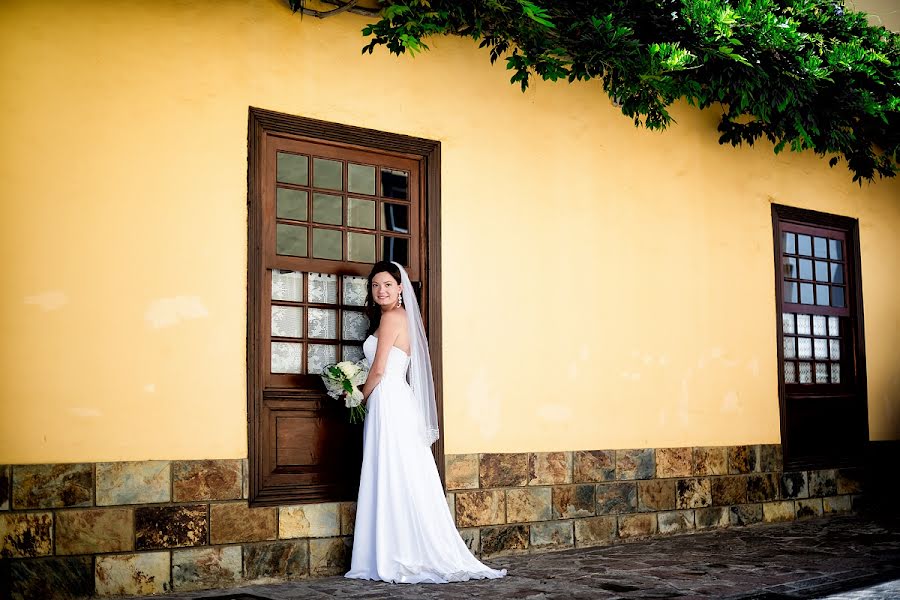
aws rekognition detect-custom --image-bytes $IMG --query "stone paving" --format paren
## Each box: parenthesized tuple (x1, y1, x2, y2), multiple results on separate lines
(129, 513, 900, 600)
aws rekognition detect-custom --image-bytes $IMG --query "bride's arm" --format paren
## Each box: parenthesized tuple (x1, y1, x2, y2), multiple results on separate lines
(361, 310, 403, 400)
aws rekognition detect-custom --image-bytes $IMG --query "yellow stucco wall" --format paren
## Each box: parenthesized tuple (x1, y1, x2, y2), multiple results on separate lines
(851, 0, 900, 32)
(1, 0, 898, 463)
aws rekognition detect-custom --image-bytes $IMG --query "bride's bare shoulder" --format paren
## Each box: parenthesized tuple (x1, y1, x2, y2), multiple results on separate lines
(380, 308, 408, 327)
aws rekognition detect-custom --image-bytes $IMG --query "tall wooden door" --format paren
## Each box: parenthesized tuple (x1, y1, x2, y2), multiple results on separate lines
(247, 109, 443, 506)
(773, 205, 868, 470)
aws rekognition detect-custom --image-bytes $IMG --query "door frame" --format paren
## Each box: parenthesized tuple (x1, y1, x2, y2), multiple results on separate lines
(771, 203, 869, 470)
(247, 107, 445, 504)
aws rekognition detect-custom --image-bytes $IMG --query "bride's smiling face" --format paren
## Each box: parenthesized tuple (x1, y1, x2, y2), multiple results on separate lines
(371, 271, 401, 309)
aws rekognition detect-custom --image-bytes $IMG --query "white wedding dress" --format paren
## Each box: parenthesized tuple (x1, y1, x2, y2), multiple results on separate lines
(345, 335, 507, 584)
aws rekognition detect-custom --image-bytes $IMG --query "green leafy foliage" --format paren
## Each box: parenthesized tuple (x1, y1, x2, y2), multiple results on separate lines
(348, 0, 899, 182)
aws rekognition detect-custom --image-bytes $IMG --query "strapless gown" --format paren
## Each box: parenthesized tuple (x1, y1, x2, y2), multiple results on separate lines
(345, 335, 507, 584)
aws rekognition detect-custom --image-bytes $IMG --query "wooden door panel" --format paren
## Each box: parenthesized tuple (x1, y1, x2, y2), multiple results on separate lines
(784, 397, 867, 467)
(275, 417, 321, 466)
(256, 391, 362, 503)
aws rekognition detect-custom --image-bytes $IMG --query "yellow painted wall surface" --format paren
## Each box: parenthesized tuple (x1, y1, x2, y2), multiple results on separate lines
(1, 0, 898, 463)
(851, 0, 900, 32)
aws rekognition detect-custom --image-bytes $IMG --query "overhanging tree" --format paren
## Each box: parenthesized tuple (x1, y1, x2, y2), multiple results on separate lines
(291, 0, 900, 183)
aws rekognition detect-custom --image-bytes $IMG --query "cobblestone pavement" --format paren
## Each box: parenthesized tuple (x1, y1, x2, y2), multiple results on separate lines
(133, 514, 900, 600)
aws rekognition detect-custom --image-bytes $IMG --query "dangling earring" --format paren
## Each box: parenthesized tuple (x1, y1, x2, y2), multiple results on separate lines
(397, 292, 403, 308)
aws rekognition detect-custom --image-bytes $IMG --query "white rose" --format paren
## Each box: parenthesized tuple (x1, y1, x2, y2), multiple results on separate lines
(337, 361, 360, 379)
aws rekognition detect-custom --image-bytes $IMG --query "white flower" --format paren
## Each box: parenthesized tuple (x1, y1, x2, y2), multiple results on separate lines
(337, 361, 361, 379)
(319, 359, 370, 423)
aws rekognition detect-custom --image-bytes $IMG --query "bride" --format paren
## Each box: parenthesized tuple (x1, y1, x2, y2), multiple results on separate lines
(345, 260, 508, 584)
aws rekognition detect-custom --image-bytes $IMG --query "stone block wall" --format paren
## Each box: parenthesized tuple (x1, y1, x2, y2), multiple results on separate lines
(444, 446, 862, 556)
(0, 447, 863, 598)
(0, 460, 353, 598)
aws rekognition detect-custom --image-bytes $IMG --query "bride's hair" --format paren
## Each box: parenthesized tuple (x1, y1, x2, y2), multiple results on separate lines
(364, 260, 402, 336)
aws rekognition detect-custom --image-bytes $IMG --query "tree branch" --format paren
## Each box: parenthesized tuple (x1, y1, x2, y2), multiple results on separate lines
(290, 0, 378, 19)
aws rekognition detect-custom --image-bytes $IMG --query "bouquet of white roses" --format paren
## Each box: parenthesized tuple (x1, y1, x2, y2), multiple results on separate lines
(320, 359, 369, 424)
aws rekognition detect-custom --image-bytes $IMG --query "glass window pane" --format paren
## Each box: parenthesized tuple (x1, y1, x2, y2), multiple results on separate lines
(272, 269, 303, 301)
(312, 228, 342, 260)
(383, 236, 409, 266)
(829, 239, 843, 260)
(831, 286, 845, 308)
(799, 259, 813, 280)
(343, 275, 368, 306)
(307, 344, 337, 375)
(348, 164, 376, 195)
(812, 315, 827, 336)
(348, 198, 376, 229)
(797, 235, 812, 256)
(276, 223, 308, 257)
(343, 345, 365, 362)
(829, 339, 841, 360)
(783, 336, 796, 359)
(782, 313, 795, 334)
(831, 363, 841, 384)
(277, 188, 308, 221)
(342, 310, 369, 341)
(814, 261, 829, 282)
(272, 306, 303, 338)
(815, 285, 830, 306)
(782, 232, 796, 254)
(798, 337, 812, 359)
(381, 203, 410, 233)
(276, 152, 308, 186)
(798, 362, 812, 383)
(348, 232, 376, 263)
(313, 158, 342, 190)
(800, 283, 814, 304)
(797, 314, 811, 335)
(308, 272, 337, 304)
(782, 257, 797, 279)
(308, 308, 337, 339)
(783, 282, 798, 304)
(815, 363, 828, 383)
(828, 316, 839, 337)
(813, 237, 828, 258)
(381, 168, 408, 199)
(830, 263, 844, 284)
(814, 338, 828, 359)
(784, 361, 797, 383)
(313, 193, 342, 225)
(272, 342, 302, 374)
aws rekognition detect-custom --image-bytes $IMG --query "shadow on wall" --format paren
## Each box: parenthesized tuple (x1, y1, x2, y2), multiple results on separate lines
(861, 444, 900, 521)
(884, 375, 900, 440)
(854, 375, 900, 520)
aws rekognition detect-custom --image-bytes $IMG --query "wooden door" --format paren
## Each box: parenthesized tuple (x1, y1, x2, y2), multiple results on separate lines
(773, 205, 868, 469)
(247, 109, 443, 505)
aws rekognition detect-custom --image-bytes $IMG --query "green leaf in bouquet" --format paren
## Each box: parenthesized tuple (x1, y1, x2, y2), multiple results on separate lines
(342, 380, 354, 393)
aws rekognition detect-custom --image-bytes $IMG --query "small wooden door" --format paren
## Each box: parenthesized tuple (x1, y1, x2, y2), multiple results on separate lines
(247, 109, 443, 505)
(773, 205, 868, 469)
